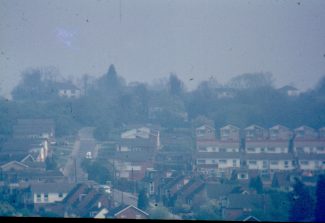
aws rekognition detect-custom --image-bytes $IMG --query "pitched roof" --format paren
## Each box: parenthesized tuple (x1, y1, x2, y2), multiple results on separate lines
(269, 124, 290, 131)
(245, 125, 265, 130)
(278, 85, 298, 91)
(220, 124, 240, 130)
(30, 182, 74, 193)
(206, 183, 235, 199)
(113, 205, 149, 217)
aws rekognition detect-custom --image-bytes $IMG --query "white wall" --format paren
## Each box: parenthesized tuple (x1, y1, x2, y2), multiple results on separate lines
(33, 192, 67, 204)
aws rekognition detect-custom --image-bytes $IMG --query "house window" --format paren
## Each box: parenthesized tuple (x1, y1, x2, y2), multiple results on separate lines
(268, 147, 275, 152)
(247, 148, 255, 152)
(248, 160, 257, 165)
(232, 160, 237, 167)
(212, 160, 216, 164)
(220, 148, 226, 152)
(36, 194, 41, 202)
(197, 159, 206, 164)
(262, 161, 268, 168)
(44, 194, 49, 202)
(58, 193, 63, 198)
(270, 161, 278, 165)
(219, 160, 227, 164)
(300, 161, 309, 165)
(284, 160, 289, 168)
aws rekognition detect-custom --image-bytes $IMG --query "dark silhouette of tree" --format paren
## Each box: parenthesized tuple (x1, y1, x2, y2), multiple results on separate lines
(315, 174, 325, 222)
(289, 178, 314, 222)
(168, 73, 184, 96)
(137, 189, 149, 211)
(227, 72, 274, 89)
(249, 176, 264, 194)
(271, 174, 280, 189)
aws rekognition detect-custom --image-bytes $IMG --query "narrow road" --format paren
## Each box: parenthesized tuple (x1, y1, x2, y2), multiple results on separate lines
(62, 127, 98, 183)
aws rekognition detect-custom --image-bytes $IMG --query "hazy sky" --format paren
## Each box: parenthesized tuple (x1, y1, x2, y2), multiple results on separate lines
(1, 0, 325, 97)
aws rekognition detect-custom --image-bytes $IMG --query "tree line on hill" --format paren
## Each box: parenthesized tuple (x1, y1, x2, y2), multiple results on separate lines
(0, 64, 324, 140)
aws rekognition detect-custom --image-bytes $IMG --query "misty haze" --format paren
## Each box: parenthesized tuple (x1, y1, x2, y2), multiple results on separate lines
(0, 0, 325, 222)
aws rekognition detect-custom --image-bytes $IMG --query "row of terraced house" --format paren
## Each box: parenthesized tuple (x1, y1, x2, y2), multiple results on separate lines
(195, 124, 325, 178)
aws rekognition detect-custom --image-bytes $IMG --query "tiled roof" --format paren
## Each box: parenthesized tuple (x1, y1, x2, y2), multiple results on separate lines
(31, 182, 74, 193)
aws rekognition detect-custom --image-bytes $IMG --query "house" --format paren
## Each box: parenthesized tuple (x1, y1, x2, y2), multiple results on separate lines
(30, 182, 74, 208)
(278, 85, 300, 96)
(215, 87, 236, 99)
(245, 141, 289, 154)
(244, 153, 295, 171)
(296, 153, 325, 171)
(154, 150, 193, 172)
(269, 125, 293, 141)
(106, 204, 149, 219)
(244, 125, 268, 141)
(293, 140, 325, 154)
(173, 178, 205, 205)
(220, 125, 240, 141)
(195, 124, 216, 140)
(13, 119, 55, 140)
(122, 127, 150, 139)
(197, 140, 240, 153)
(241, 215, 261, 222)
(0, 138, 50, 163)
(294, 125, 318, 140)
(112, 151, 154, 180)
(59, 182, 113, 217)
(56, 82, 82, 98)
(195, 152, 242, 177)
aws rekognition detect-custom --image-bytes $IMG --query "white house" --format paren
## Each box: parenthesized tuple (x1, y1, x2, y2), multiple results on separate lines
(293, 140, 325, 154)
(297, 153, 325, 171)
(278, 85, 300, 96)
(197, 140, 240, 153)
(245, 141, 289, 154)
(30, 182, 74, 205)
(56, 82, 82, 98)
(196, 152, 242, 170)
(244, 153, 295, 171)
